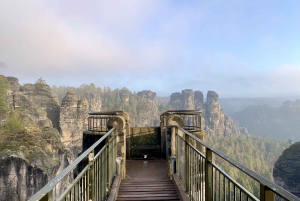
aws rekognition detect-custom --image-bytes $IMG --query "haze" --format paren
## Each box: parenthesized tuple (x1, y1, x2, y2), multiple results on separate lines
(1, 0, 300, 97)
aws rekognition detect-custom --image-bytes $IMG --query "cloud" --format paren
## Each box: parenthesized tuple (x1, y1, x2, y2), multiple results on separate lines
(267, 65, 300, 89)
(1, 0, 300, 98)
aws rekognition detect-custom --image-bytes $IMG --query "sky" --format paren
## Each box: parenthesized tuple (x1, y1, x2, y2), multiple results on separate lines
(1, 0, 300, 98)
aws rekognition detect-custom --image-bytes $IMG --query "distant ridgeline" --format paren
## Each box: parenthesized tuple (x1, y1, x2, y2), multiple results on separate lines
(230, 100, 300, 141)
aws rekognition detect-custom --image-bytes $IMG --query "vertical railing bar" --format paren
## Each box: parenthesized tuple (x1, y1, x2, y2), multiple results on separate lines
(192, 144, 194, 200)
(218, 170, 220, 201)
(223, 174, 226, 201)
(234, 185, 236, 201)
(240, 189, 242, 201)
(228, 179, 231, 200)
(197, 154, 199, 201)
(77, 178, 80, 201)
(95, 156, 98, 201)
(193, 148, 195, 200)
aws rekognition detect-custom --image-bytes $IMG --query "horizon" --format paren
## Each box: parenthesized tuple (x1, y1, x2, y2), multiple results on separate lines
(1, 1, 300, 98)
(4, 74, 300, 100)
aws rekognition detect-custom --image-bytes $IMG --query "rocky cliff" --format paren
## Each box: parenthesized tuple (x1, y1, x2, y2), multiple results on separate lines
(137, 90, 156, 102)
(0, 127, 69, 201)
(273, 142, 300, 198)
(0, 77, 70, 200)
(131, 90, 160, 126)
(60, 91, 89, 160)
(170, 89, 245, 136)
(6, 77, 60, 131)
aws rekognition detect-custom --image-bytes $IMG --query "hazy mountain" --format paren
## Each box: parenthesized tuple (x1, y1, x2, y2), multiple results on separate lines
(219, 96, 300, 115)
(230, 100, 300, 141)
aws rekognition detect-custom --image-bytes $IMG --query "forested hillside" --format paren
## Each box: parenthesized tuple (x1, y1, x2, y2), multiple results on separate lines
(207, 133, 289, 197)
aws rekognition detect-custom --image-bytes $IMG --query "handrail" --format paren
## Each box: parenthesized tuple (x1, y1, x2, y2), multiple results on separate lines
(29, 127, 116, 201)
(173, 125, 300, 201)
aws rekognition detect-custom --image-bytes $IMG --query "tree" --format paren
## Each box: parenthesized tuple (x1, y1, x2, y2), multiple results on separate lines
(36, 77, 47, 85)
(0, 75, 8, 115)
(3, 110, 27, 140)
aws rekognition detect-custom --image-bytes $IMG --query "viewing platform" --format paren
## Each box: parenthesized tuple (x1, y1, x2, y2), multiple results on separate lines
(29, 110, 300, 201)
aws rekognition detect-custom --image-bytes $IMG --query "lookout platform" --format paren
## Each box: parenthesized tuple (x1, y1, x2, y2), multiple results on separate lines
(29, 110, 300, 201)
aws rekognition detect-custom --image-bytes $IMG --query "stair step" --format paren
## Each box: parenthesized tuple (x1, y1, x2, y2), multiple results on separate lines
(116, 180, 180, 201)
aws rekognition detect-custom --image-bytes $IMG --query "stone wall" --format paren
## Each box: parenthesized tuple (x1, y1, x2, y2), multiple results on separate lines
(128, 127, 161, 159)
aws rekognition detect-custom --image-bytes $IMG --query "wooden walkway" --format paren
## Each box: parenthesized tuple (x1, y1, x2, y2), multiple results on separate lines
(116, 160, 180, 201)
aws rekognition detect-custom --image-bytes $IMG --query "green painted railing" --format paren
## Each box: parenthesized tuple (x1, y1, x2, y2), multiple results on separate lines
(29, 127, 117, 201)
(172, 126, 300, 201)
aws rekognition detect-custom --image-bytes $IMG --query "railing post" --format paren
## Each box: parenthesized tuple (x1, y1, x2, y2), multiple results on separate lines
(106, 135, 110, 195)
(40, 190, 53, 201)
(185, 133, 190, 194)
(260, 184, 275, 201)
(169, 126, 177, 178)
(175, 127, 179, 176)
(205, 148, 213, 201)
(88, 150, 95, 201)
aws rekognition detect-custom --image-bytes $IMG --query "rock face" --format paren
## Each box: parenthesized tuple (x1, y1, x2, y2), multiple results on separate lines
(273, 142, 300, 198)
(170, 92, 182, 109)
(5, 77, 60, 131)
(60, 91, 89, 160)
(0, 77, 70, 200)
(182, 89, 194, 110)
(137, 90, 156, 102)
(170, 90, 243, 136)
(0, 127, 68, 201)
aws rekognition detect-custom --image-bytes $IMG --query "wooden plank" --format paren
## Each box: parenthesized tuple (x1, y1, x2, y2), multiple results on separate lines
(117, 196, 180, 201)
(118, 191, 177, 195)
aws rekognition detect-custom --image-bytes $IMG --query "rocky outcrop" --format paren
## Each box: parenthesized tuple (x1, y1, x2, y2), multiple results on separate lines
(194, 91, 204, 109)
(137, 90, 156, 102)
(0, 77, 70, 200)
(60, 91, 89, 160)
(170, 90, 243, 136)
(5, 78, 60, 131)
(182, 89, 194, 110)
(170, 92, 182, 109)
(273, 142, 300, 198)
(0, 128, 68, 201)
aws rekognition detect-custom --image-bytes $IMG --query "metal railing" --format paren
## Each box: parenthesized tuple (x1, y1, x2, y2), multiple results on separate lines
(161, 110, 202, 132)
(172, 126, 300, 201)
(29, 127, 117, 201)
(88, 111, 123, 133)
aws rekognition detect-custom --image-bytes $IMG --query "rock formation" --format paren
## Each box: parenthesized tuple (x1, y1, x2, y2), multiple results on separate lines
(182, 89, 194, 110)
(60, 91, 89, 160)
(0, 77, 70, 200)
(170, 92, 182, 109)
(5, 77, 60, 131)
(0, 127, 69, 201)
(170, 89, 243, 136)
(273, 142, 300, 198)
(131, 90, 159, 126)
(137, 90, 156, 102)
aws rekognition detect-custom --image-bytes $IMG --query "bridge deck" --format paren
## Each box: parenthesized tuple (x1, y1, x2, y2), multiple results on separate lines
(116, 160, 180, 201)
